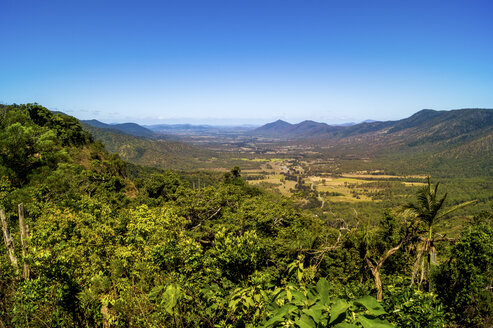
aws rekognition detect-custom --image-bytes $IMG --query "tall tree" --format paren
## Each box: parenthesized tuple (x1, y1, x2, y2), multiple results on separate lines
(404, 177, 475, 289)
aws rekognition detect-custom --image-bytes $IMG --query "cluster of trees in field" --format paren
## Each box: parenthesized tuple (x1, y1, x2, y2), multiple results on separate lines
(0, 104, 492, 327)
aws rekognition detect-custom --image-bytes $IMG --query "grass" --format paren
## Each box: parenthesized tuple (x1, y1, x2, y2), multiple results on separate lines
(241, 158, 430, 204)
(239, 158, 489, 218)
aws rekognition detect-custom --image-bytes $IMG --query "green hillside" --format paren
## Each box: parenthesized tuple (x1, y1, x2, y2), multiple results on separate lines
(300, 109, 493, 178)
(83, 124, 217, 170)
(82, 119, 156, 137)
(254, 108, 493, 142)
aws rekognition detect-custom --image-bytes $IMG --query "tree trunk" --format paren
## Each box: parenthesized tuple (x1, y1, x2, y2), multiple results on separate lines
(101, 304, 110, 328)
(411, 247, 424, 287)
(0, 208, 18, 273)
(374, 269, 383, 301)
(366, 237, 407, 300)
(18, 203, 30, 279)
(365, 258, 383, 300)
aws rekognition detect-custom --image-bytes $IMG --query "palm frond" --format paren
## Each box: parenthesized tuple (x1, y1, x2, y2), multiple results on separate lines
(432, 193, 447, 216)
(403, 202, 420, 212)
(433, 181, 440, 201)
(435, 200, 477, 221)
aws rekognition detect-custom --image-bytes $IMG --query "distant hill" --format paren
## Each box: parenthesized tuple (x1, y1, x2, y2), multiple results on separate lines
(252, 108, 493, 177)
(82, 119, 155, 137)
(253, 108, 493, 142)
(252, 119, 342, 138)
(281, 108, 493, 177)
(252, 119, 294, 137)
(252, 119, 390, 138)
(387, 108, 493, 144)
(83, 124, 216, 169)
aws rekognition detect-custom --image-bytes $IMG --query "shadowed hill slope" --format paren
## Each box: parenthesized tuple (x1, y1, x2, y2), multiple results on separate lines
(82, 119, 155, 137)
(83, 124, 218, 170)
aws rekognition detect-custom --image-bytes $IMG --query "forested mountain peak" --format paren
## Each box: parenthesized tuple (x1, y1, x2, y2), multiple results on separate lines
(389, 108, 493, 134)
(0, 103, 133, 203)
(271, 119, 290, 125)
(81, 119, 109, 129)
(82, 119, 155, 137)
(261, 119, 292, 129)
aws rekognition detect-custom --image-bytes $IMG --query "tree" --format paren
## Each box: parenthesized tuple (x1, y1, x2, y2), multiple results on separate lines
(404, 177, 475, 290)
(143, 172, 184, 201)
(223, 166, 243, 185)
(363, 210, 418, 300)
(433, 216, 493, 327)
(365, 235, 411, 301)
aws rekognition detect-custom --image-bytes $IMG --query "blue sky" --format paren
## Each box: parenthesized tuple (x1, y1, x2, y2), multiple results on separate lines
(1, 0, 492, 125)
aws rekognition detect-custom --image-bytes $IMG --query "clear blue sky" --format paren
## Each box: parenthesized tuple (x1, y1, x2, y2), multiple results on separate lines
(1, 0, 492, 125)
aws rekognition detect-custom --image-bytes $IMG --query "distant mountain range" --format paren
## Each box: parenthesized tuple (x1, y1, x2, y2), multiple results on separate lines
(82, 109, 493, 143)
(79, 108, 492, 175)
(82, 109, 493, 148)
(252, 108, 493, 142)
(252, 108, 493, 177)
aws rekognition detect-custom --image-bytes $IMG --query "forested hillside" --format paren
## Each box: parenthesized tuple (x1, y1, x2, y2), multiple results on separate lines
(0, 104, 492, 327)
(253, 108, 493, 141)
(82, 120, 156, 138)
(83, 124, 216, 170)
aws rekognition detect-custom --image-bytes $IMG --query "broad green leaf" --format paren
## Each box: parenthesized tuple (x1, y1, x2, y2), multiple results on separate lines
(278, 304, 298, 317)
(295, 314, 316, 328)
(303, 307, 322, 322)
(162, 285, 180, 314)
(287, 289, 293, 302)
(292, 290, 306, 302)
(316, 278, 330, 304)
(334, 323, 359, 328)
(163, 284, 181, 313)
(261, 314, 285, 327)
(354, 296, 387, 316)
(148, 285, 164, 301)
(311, 303, 327, 311)
(357, 315, 395, 328)
(330, 299, 349, 324)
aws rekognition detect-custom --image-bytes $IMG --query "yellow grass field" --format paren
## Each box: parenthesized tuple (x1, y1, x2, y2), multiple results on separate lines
(241, 159, 426, 203)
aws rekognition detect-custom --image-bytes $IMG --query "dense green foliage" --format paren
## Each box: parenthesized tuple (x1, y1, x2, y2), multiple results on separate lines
(433, 214, 493, 327)
(0, 104, 491, 327)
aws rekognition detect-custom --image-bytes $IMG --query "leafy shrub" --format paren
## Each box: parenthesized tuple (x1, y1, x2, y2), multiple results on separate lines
(383, 277, 446, 328)
(432, 220, 493, 327)
(262, 278, 394, 327)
